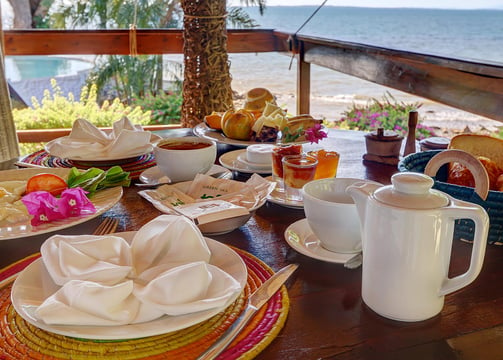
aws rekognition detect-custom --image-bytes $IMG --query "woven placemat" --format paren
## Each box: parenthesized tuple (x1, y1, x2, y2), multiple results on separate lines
(0, 249, 289, 360)
(19, 150, 156, 180)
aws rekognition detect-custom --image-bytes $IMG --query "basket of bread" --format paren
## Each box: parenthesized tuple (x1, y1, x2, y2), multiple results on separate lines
(204, 88, 326, 143)
(399, 134, 503, 245)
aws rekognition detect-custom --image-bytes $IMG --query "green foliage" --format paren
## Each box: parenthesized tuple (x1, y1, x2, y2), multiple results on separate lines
(130, 91, 182, 125)
(89, 55, 164, 101)
(13, 79, 151, 130)
(334, 93, 436, 140)
(49, 0, 184, 102)
(227, 7, 260, 28)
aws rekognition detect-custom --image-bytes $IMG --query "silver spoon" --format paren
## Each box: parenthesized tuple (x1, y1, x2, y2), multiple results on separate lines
(135, 176, 171, 188)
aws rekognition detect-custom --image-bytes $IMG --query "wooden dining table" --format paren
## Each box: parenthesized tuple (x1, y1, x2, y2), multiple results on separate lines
(1, 128, 503, 359)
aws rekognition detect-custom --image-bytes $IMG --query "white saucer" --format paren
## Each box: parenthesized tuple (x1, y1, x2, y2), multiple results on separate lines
(265, 176, 303, 209)
(236, 152, 272, 170)
(219, 150, 272, 174)
(284, 219, 357, 263)
(139, 164, 232, 185)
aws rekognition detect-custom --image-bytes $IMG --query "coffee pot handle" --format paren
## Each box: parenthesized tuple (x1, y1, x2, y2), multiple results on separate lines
(439, 205, 489, 296)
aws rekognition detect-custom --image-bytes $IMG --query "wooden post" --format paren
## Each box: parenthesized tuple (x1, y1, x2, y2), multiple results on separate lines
(297, 41, 311, 115)
(404, 111, 418, 156)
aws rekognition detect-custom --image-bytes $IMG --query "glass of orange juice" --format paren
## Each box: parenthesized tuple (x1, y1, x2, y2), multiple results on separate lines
(308, 149, 340, 179)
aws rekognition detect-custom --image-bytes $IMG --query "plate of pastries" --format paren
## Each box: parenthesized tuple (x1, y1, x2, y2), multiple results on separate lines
(194, 88, 323, 147)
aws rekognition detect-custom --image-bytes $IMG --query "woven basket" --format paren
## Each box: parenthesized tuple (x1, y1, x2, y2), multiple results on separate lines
(399, 150, 503, 245)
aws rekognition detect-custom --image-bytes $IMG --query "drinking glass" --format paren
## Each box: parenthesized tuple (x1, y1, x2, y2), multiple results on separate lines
(271, 143, 302, 192)
(307, 149, 340, 179)
(282, 154, 318, 201)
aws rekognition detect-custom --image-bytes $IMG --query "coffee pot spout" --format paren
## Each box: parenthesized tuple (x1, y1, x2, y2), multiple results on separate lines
(346, 181, 382, 227)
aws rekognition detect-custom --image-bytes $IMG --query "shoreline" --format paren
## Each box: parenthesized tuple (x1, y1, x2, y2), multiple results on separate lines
(234, 90, 502, 138)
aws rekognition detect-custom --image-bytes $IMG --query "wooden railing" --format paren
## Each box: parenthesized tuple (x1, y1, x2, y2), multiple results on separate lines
(4, 29, 503, 142)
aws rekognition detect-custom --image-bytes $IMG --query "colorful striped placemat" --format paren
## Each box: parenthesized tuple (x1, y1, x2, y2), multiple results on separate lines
(19, 150, 156, 180)
(0, 249, 290, 359)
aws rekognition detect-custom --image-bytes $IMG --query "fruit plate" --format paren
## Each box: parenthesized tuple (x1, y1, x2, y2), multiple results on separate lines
(193, 123, 261, 147)
(193, 123, 319, 148)
(0, 168, 122, 240)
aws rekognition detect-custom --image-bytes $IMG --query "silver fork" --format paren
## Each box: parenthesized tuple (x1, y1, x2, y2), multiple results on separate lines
(93, 217, 119, 235)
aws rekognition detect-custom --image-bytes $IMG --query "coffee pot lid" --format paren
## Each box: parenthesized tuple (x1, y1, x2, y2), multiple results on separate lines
(373, 172, 449, 209)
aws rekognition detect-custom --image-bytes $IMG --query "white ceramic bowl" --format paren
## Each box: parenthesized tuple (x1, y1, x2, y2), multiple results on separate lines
(302, 178, 377, 253)
(154, 137, 217, 183)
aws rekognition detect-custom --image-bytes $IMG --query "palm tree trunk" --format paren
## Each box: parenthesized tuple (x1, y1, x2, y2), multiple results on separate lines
(181, 0, 234, 128)
(0, 6, 20, 162)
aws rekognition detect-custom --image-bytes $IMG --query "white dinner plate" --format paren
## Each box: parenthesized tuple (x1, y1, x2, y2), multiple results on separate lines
(284, 219, 357, 263)
(45, 133, 162, 163)
(193, 123, 258, 147)
(0, 168, 122, 240)
(193, 123, 312, 148)
(219, 150, 272, 175)
(139, 164, 232, 185)
(265, 177, 304, 209)
(11, 232, 247, 340)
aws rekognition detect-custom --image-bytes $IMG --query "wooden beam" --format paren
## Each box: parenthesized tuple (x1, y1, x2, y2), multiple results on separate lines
(16, 124, 181, 143)
(3, 29, 284, 56)
(302, 44, 503, 122)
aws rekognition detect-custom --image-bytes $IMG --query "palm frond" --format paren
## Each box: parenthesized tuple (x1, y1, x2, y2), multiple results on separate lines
(239, 0, 267, 15)
(227, 8, 259, 29)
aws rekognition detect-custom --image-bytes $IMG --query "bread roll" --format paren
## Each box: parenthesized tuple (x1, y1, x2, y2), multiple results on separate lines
(446, 135, 503, 191)
(243, 88, 276, 116)
(449, 134, 503, 169)
(447, 156, 502, 191)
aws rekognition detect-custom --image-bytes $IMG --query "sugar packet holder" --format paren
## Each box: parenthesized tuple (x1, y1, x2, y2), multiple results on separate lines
(138, 174, 275, 224)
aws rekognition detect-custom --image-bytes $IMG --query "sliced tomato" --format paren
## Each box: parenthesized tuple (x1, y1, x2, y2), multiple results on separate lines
(26, 173, 68, 196)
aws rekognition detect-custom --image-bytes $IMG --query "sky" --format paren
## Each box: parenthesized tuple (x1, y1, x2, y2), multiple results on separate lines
(252, 0, 503, 9)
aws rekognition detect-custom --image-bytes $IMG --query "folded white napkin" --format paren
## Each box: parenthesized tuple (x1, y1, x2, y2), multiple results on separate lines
(35, 280, 140, 326)
(41, 234, 133, 286)
(35, 215, 242, 326)
(131, 214, 211, 275)
(45, 117, 160, 160)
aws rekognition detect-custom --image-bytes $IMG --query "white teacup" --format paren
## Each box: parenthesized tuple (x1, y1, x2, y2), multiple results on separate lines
(302, 178, 381, 253)
(154, 137, 217, 183)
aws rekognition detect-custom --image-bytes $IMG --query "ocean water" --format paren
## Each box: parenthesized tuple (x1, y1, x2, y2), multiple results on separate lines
(225, 6, 503, 129)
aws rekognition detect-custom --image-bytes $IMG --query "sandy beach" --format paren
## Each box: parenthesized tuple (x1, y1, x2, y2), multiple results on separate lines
(272, 91, 503, 137)
(229, 53, 502, 138)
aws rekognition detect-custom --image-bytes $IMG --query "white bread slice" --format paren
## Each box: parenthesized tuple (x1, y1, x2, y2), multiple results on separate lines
(448, 134, 503, 169)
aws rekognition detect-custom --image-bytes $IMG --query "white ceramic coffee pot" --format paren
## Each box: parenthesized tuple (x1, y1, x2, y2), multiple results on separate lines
(347, 172, 489, 322)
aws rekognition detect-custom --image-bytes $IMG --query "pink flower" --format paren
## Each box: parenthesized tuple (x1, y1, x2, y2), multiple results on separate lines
(21, 188, 97, 227)
(59, 188, 96, 217)
(305, 123, 328, 144)
(22, 191, 65, 226)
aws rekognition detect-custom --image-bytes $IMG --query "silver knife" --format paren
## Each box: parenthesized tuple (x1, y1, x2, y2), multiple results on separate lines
(197, 263, 299, 360)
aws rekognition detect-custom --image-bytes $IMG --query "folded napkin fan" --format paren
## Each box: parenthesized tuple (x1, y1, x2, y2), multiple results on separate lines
(45, 117, 161, 160)
(36, 215, 242, 326)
